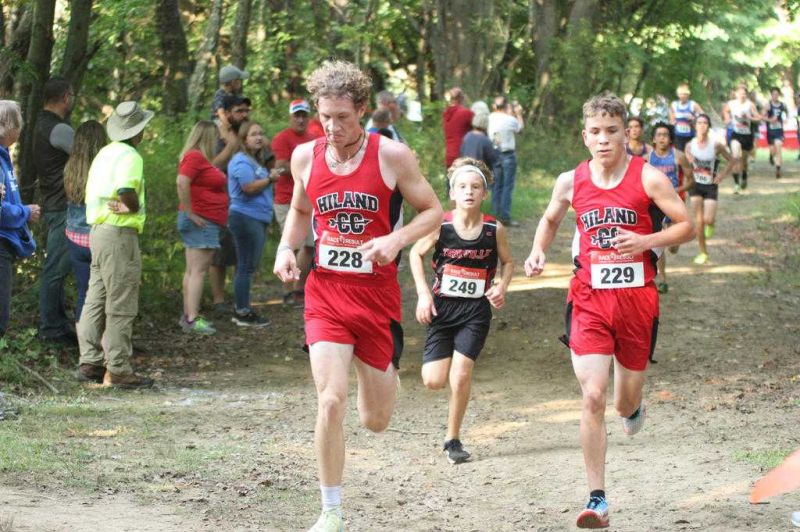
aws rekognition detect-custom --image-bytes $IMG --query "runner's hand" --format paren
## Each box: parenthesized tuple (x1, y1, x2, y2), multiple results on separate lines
(415, 292, 437, 324)
(485, 285, 506, 309)
(273, 249, 300, 282)
(107, 200, 130, 214)
(358, 233, 402, 267)
(524, 250, 546, 276)
(611, 228, 648, 256)
(188, 212, 207, 228)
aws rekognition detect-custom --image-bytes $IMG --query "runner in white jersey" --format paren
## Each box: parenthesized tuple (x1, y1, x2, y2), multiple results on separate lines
(722, 84, 761, 193)
(685, 114, 736, 265)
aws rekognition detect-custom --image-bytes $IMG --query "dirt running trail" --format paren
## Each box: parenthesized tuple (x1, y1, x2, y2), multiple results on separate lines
(2, 162, 799, 532)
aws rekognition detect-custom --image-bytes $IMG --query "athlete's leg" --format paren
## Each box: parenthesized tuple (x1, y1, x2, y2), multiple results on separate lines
(353, 356, 398, 433)
(421, 357, 452, 390)
(690, 196, 707, 256)
(446, 352, 475, 441)
(741, 149, 751, 188)
(657, 253, 667, 289)
(730, 140, 743, 190)
(613, 359, 647, 419)
(310, 341, 353, 486)
(774, 139, 783, 177)
(572, 352, 612, 491)
(704, 199, 718, 227)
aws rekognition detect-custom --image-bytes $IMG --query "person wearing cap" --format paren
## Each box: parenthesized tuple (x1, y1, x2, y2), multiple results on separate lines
(76, 101, 154, 389)
(669, 83, 704, 153)
(365, 90, 404, 143)
(208, 93, 251, 313)
(442, 87, 474, 169)
(211, 64, 249, 121)
(270, 99, 316, 307)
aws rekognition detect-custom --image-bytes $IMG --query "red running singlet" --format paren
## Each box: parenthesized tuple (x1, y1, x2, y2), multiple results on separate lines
(306, 133, 404, 287)
(571, 156, 658, 290)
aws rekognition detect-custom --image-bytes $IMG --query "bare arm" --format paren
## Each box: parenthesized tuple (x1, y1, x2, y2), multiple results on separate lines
(485, 222, 515, 309)
(524, 171, 573, 276)
(692, 102, 704, 116)
(176, 174, 206, 227)
(612, 166, 694, 254)
(409, 229, 440, 324)
(273, 143, 315, 282)
(359, 139, 443, 266)
(713, 141, 736, 183)
(212, 120, 238, 170)
(722, 103, 731, 124)
(675, 150, 694, 192)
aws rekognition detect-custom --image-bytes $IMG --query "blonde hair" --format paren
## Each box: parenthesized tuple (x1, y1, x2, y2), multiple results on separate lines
(237, 121, 266, 163)
(582, 92, 627, 124)
(180, 120, 218, 162)
(447, 157, 493, 189)
(307, 60, 372, 107)
(64, 120, 106, 204)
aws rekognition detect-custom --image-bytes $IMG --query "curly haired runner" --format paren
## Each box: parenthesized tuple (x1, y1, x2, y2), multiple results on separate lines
(409, 158, 514, 465)
(273, 60, 442, 532)
(524, 93, 694, 528)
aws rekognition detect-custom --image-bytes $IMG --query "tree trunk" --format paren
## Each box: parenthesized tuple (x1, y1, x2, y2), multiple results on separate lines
(17, 0, 56, 204)
(230, 0, 252, 69)
(58, 0, 93, 96)
(415, 6, 430, 101)
(187, 0, 224, 113)
(156, 0, 191, 115)
(0, 6, 32, 97)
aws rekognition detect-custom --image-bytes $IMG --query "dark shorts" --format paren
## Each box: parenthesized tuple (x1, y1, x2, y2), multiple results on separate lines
(211, 226, 237, 267)
(304, 271, 403, 371)
(730, 132, 754, 152)
(564, 277, 659, 371)
(422, 296, 492, 363)
(674, 135, 693, 152)
(689, 182, 718, 200)
(767, 129, 784, 145)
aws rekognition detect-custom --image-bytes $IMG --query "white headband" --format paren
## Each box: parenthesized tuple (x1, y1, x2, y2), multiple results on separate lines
(449, 165, 488, 189)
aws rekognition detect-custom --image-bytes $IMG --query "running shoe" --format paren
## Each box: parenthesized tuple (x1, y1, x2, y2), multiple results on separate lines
(693, 252, 708, 265)
(704, 224, 715, 239)
(733, 184, 741, 195)
(443, 439, 471, 464)
(792, 511, 800, 528)
(308, 509, 344, 532)
(622, 402, 647, 436)
(180, 315, 216, 335)
(231, 311, 270, 327)
(657, 282, 668, 294)
(576, 496, 609, 528)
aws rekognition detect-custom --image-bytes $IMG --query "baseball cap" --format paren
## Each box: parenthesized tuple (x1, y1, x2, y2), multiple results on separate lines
(220, 65, 249, 84)
(222, 94, 252, 110)
(289, 99, 311, 114)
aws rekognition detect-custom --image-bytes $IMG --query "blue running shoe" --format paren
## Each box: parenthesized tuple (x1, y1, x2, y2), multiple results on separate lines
(576, 496, 609, 529)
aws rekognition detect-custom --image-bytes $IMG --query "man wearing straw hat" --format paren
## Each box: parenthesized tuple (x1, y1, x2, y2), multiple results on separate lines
(76, 101, 154, 389)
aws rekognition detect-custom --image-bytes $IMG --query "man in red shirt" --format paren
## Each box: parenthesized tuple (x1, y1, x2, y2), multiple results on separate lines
(443, 87, 474, 170)
(271, 99, 317, 307)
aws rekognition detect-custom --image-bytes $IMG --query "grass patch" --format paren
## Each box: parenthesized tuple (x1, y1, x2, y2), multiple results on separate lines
(732, 448, 793, 469)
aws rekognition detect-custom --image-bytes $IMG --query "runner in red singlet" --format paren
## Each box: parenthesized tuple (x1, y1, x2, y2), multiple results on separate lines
(524, 93, 694, 529)
(273, 61, 442, 532)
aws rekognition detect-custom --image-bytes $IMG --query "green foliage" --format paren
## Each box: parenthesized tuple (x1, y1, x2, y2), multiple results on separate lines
(0, 328, 59, 389)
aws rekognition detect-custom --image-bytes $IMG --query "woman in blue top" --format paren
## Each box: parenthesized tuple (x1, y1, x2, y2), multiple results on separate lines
(227, 120, 279, 326)
(0, 100, 41, 338)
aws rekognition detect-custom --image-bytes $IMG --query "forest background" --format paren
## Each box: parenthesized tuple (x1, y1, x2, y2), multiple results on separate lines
(1, 0, 800, 384)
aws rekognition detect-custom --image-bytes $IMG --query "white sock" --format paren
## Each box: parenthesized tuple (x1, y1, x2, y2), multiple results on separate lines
(320, 485, 342, 512)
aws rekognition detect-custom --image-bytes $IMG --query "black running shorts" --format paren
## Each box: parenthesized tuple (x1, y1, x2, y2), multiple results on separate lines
(767, 129, 784, 145)
(730, 132, 754, 152)
(689, 182, 718, 200)
(674, 135, 693, 152)
(422, 296, 492, 363)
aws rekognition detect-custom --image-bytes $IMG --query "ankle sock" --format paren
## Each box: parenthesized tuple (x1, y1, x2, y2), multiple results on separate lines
(627, 406, 640, 420)
(321, 485, 342, 511)
(590, 489, 606, 500)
